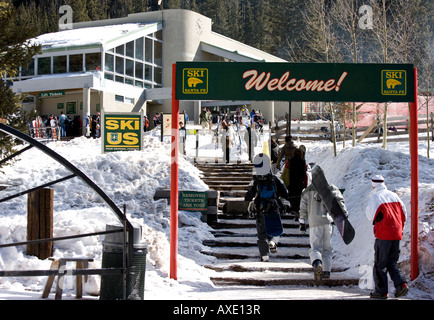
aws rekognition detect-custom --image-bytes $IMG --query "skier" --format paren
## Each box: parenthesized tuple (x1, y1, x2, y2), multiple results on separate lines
(288, 147, 307, 217)
(270, 137, 279, 174)
(299, 179, 348, 280)
(365, 175, 409, 299)
(276, 135, 297, 171)
(245, 154, 290, 262)
(199, 107, 210, 131)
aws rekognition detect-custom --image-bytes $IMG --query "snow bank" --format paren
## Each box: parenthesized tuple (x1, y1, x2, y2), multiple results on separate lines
(300, 139, 434, 299)
(0, 129, 215, 297)
(0, 126, 432, 299)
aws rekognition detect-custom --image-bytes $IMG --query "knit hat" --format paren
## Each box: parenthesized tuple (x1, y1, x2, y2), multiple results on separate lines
(371, 175, 385, 188)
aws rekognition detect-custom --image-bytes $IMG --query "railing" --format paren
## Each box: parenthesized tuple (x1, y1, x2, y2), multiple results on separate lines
(272, 114, 433, 144)
(28, 125, 60, 141)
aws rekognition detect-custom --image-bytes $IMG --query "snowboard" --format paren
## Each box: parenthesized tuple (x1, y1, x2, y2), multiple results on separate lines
(263, 206, 283, 237)
(311, 165, 355, 245)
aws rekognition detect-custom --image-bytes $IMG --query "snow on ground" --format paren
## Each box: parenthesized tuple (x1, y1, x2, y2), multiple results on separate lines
(0, 125, 432, 300)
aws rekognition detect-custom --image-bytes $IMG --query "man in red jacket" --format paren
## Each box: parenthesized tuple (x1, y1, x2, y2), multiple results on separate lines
(365, 175, 409, 299)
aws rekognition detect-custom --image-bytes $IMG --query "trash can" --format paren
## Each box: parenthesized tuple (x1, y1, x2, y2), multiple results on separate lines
(100, 222, 147, 300)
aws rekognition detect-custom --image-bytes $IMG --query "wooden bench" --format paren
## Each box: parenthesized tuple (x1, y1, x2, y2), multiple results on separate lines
(42, 257, 94, 300)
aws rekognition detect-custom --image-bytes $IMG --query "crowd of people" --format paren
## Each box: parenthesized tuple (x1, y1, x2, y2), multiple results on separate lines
(29, 112, 86, 139)
(198, 107, 265, 132)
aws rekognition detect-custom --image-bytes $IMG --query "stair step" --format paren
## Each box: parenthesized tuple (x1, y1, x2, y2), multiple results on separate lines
(195, 162, 361, 291)
(210, 222, 299, 229)
(201, 246, 309, 260)
(203, 238, 310, 248)
(201, 178, 251, 183)
(210, 272, 359, 287)
(211, 230, 308, 238)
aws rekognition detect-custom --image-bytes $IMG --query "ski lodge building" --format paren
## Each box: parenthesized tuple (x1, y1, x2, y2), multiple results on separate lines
(12, 9, 301, 130)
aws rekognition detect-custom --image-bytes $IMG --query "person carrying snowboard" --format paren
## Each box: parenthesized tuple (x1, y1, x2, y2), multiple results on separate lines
(245, 154, 290, 262)
(299, 179, 348, 280)
(365, 175, 409, 299)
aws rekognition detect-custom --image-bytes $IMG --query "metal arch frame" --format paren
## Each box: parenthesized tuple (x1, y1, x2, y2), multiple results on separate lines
(0, 122, 134, 267)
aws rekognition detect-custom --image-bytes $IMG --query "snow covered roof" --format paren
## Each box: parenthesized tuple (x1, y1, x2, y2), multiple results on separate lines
(30, 23, 161, 53)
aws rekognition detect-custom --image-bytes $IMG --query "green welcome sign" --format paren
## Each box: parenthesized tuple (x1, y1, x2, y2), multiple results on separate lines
(175, 62, 414, 103)
(102, 112, 143, 153)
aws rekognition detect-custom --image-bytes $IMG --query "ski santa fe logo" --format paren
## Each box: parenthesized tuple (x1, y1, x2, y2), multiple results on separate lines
(182, 68, 208, 94)
(381, 70, 407, 96)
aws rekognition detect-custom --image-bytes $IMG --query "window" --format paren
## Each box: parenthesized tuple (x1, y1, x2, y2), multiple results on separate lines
(126, 41, 134, 58)
(69, 54, 83, 72)
(115, 56, 124, 74)
(85, 53, 101, 71)
(105, 53, 114, 72)
(155, 67, 162, 85)
(37, 57, 51, 75)
(115, 95, 134, 104)
(145, 64, 152, 81)
(66, 101, 77, 114)
(135, 62, 143, 79)
(21, 59, 34, 77)
(125, 59, 134, 77)
(155, 30, 162, 41)
(155, 41, 162, 66)
(116, 45, 124, 55)
(104, 73, 114, 80)
(145, 38, 152, 63)
(135, 38, 144, 60)
(53, 56, 67, 74)
(103, 29, 162, 88)
(125, 97, 134, 104)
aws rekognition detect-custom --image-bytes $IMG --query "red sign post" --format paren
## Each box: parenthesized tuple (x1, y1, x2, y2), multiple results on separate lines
(170, 64, 179, 280)
(410, 68, 419, 280)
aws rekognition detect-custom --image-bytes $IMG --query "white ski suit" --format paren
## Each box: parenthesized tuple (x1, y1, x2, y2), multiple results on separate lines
(299, 183, 347, 272)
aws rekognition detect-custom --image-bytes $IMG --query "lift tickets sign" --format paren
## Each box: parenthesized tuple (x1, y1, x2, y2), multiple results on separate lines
(175, 62, 414, 103)
(179, 191, 208, 212)
(102, 113, 143, 153)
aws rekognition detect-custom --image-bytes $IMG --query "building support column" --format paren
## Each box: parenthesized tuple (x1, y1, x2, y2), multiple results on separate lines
(82, 85, 91, 136)
(194, 100, 201, 124)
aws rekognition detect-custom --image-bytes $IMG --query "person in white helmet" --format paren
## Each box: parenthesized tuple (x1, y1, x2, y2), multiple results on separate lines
(245, 154, 290, 262)
(365, 174, 409, 299)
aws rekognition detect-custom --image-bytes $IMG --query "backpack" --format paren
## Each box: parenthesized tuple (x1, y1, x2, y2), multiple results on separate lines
(255, 175, 280, 215)
(258, 178, 276, 199)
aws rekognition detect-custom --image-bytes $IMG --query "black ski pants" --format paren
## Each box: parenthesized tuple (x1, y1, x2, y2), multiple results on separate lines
(373, 239, 407, 294)
(256, 213, 279, 257)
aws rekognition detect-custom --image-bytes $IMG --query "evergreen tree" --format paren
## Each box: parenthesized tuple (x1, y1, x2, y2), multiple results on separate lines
(164, 0, 181, 9)
(0, 0, 40, 163)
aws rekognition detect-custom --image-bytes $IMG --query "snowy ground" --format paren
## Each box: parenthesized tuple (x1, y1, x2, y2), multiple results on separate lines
(0, 123, 432, 301)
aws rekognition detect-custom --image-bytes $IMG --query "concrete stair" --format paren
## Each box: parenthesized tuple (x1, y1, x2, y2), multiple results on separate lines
(195, 162, 360, 288)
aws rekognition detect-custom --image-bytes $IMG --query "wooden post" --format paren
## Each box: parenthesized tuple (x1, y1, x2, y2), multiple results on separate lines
(27, 188, 53, 259)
